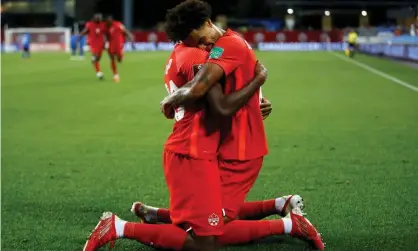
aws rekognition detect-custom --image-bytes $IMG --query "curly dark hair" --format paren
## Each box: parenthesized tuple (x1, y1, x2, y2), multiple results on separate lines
(165, 0, 212, 42)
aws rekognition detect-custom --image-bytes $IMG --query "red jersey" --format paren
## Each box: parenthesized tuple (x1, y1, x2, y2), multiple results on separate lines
(164, 43, 220, 160)
(207, 29, 268, 161)
(107, 21, 125, 45)
(85, 21, 106, 46)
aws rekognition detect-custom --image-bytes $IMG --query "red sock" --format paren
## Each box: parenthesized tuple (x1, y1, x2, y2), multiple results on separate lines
(93, 62, 101, 73)
(124, 223, 187, 250)
(238, 200, 276, 220)
(217, 220, 284, 246)
(110, 59, 117, 75)
(157, 208, 172, 223)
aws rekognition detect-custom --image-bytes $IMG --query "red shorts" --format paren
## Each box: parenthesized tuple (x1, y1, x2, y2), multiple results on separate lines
(163, 149, 224, 236)
(90, 45, 104, 56)
(219, 157, 264, 219)
(108, 44, 124, 58)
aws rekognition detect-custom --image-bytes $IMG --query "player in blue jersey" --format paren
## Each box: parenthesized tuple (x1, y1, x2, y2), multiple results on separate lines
(70, 32, 86, 60)
(20, 33, 31, 58)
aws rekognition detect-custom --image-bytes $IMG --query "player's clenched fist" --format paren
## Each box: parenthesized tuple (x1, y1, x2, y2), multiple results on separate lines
(254, 61, 268, 85)
(260, 97, 272, 120)
(160, 97, 175, 119)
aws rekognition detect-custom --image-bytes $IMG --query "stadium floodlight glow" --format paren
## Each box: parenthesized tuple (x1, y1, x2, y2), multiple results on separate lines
(361, 10, 367, 16)
(324, 10, 330, 16)
(287, 8, 294, 15)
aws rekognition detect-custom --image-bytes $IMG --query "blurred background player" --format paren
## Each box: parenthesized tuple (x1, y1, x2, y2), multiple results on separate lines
(70, 31, 85, 60)
(346, 29, 358, 58)
(78, 13, 107, 80)
(105, 15, 135, 83)
(20, 33, 31, 59)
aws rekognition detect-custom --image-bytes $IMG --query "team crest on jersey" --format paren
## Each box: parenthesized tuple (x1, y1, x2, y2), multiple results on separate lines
(208, 213, 220, 226)
(209, 46, 224, 59)
(192, 64, 203, 75)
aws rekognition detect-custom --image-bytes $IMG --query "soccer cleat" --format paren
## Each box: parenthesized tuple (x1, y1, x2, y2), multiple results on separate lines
(83, 212, 118, 251)
(96, 72, 104, 80)
(280, 195, 305, 216)
(113, 74, 120, 83)
(288, 208, 325, 250)
(131, 202, 158, 224)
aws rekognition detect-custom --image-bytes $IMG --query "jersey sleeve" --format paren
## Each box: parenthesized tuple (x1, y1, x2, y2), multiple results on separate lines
(206, 36, 246, 76)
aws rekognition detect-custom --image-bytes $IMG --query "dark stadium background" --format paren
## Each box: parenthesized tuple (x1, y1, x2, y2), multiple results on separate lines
(1, 0, 417, 29)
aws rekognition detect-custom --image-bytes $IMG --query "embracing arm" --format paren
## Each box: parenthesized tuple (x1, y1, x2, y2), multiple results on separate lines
(163, 63, 225, 107)
(206, 62, 267, 116)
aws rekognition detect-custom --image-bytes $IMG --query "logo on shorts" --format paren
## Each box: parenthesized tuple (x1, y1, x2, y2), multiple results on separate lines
(208, 213, 220, 226)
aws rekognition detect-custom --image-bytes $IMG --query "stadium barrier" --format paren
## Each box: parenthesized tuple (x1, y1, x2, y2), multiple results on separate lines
(1, 42, 347, 53)
(132, 30, 343, 43)
(359, 43, 418, 61)
(357, 35, 418, 62)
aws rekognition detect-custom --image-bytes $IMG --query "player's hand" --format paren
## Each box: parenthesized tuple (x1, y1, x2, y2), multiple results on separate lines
(254, 61, 268, 86)
(260, 97, 272, 120)
(160, 97, 175, 119)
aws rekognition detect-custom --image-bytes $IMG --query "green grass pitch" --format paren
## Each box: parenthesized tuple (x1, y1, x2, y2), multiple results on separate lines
(2, 51, 418, 251)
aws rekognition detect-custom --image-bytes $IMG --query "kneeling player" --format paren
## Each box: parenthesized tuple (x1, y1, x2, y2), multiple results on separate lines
(105, 15, 134, 83)
(83, 46, 268, 251)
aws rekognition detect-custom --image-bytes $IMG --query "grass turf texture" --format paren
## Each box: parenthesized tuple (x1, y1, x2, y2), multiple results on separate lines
(2, 52, 418, 251)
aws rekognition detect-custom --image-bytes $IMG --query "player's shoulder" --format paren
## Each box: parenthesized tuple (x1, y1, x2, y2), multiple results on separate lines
(218, 29, 246, 45)
(174, 43, 208, 66)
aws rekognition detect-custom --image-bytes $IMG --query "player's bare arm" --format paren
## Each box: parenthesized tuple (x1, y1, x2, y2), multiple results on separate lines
(122, 26, 135, 42)
(260, 97, 272, 120)
(206, 61, 268, 116)
(160, 62, 225, 117)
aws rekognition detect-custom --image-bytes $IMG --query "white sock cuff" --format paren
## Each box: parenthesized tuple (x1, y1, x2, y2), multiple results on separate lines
(115, 219, 127, 238)
(282, 218, 292, 234)
(275, 197, 287, 213)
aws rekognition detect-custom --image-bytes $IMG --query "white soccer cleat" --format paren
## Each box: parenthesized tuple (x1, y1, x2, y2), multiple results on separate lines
(279, 194, 305, 216)
(96, 72, 104, 80)
(131, 202, 158, 223)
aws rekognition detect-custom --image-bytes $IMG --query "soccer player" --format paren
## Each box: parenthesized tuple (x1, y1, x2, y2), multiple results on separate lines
(105, 15, 134, 83)
(158, 0, 324, 249)
(20, 33, 31, 59)
(78, 13, 107, 79)
(346, 29, 358, 58)
(70, 31, 85, 60)
(83, 47, 269, 251)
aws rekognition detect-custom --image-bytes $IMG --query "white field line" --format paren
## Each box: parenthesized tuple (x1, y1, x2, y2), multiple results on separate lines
(331, 52, 418, 92)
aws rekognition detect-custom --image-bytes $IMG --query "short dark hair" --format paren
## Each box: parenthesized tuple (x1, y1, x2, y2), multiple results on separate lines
(165, 0, 212, 42)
